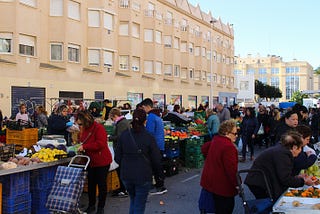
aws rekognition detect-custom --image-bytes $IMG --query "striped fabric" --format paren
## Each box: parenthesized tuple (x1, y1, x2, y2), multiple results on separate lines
(46, 166, 86, 213)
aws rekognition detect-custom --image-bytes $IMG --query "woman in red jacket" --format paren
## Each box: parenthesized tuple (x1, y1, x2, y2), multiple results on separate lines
(77, 110, 112, 214)
(200, 120, 238, 214)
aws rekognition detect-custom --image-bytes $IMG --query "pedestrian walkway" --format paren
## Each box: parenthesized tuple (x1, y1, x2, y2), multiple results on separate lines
(79, 146, 266, 214)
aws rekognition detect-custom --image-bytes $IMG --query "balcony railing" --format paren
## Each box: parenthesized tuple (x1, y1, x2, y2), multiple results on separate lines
(132, 1, 140, 11)
(119, 0, 129, 8)
(155, 11, 162, 20)
(180, 25, 188, 32)
(164, 18, 173, 25)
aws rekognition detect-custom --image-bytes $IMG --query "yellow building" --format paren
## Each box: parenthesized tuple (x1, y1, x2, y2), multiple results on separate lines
(0, 0, 236, 117)
(234, 54, 315, 102)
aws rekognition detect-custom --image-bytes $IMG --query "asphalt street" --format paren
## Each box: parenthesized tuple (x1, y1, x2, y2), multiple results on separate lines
(80, 147, 263, 214)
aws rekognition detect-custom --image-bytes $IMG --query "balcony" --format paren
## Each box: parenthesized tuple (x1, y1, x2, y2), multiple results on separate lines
(144, 9, 154, 17)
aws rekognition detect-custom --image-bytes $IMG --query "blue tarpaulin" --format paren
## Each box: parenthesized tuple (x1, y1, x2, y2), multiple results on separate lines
(279, 102, 297, 109)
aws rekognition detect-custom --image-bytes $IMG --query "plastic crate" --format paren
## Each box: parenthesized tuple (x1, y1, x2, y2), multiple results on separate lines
(30, 166, 58, 190)
(2, 192, 31, 214)
(104, 125, 114, 135)
(164, 147, 180, 158)
(0, 144, 15, 161)
(31, 188, 51, 214)
(163, 158, 179, 177)
(185, 157, 204, 169)
(0, 171, 30, 196)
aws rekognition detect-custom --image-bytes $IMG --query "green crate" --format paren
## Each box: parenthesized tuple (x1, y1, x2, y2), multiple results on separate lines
(185, 159, 204, 169)
(104, 125, 114, 134)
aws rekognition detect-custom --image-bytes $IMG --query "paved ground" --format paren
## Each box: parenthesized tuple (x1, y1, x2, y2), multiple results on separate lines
(79, 146, 265, 214)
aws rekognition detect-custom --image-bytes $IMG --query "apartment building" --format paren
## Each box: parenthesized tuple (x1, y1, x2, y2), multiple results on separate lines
(234, 54, 315, 102)
(0, 0, 236, 117)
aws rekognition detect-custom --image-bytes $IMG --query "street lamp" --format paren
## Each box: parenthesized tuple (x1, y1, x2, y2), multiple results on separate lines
(209, 20, 216, 109)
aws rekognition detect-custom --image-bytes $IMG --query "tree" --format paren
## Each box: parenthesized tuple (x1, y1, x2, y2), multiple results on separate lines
(314, 66, 320, 75)
(290, 90, 309, 105)
(255, 80, 282, 101)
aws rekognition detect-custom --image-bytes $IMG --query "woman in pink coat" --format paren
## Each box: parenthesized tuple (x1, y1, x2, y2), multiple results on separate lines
(200, 120, 238, 214)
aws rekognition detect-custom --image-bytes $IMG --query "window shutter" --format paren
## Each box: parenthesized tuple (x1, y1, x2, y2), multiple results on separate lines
(19, 34, 35, 46)
(20, 0, 36, 7)
(88, 49, 100, 65)
(68, 1, 80, 20)
(119, 23, 129, 35)
(104, 13, 113, 30)
(50, 0, 63, 16)
(103, 51, 113, 67)
(88, 10, 100, 27)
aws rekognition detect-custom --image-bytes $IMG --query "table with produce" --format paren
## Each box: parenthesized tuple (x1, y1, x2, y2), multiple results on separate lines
(273, 163, 320, 213)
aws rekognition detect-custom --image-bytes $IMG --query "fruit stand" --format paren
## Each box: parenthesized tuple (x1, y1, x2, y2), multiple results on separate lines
(273, 162, 320, 213)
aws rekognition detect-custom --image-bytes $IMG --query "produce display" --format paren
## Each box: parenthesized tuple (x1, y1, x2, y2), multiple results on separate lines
(284, 187, 320, 198)
(302, 164, 320, 177)
(31, 148, 67, 162)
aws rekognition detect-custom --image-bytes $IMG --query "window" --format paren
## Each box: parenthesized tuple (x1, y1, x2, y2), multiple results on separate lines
(68, 44, 80, 62)
(132, 23, 140, 38)
(119, 55, 129, 70)
(20, 0, 36, 7)
(88, 10, 100, 27)
(181, 68, 187, 79)
(286, 76, 299, 99)
(173, 37, 179, 49)
(194, 70, 200, 80)
(164, 64, 172, 76)
(181, 41, 187, 52)
(271, 77, 279, 88)
(19, 34, 35, 56)
(246, 69, 255, 75)
(0, 33, 12, 53)
(195, 46, 200, 56)
(189, 43, 193, 54)
(216, 53, 221, 63)
(144, 29, 153, 42)
(271, 67, 279, 74)
(201, 71, 206, 81)
(234, 69, 242, 75)
(103, 51, 113, 67)
(132, 56, 140, 71)
(144, 60, 153, 74)
(50, 43, 63, 61)
(155, 61, 162, 74)
(104, 13, 113, 31)
(286, 67, 299, 74)
(258, 68, 267, 74)
(88, 49, 100, 66)
(258, 77, 267, 84)
(206, 51, 211, 60)
(155, 31, 162, 44)
(50, 0, 63, 16)
(174, 65, 180, 77)
(189, 68, 194, 79)
(164, 36, 172, 48)
(68, 1, 80, 20)
(119, 22, 129, 36)
(202, 47, 206, 57)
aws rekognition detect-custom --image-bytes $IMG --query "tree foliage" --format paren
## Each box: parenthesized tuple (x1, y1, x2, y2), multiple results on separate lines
(290, 90, 309, 105)
(254, 80, 282, 101)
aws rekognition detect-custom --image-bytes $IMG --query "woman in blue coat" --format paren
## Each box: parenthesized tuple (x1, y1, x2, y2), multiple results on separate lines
(239, 107, 259, 162)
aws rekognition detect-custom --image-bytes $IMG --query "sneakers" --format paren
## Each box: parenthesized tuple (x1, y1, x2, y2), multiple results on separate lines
(111, 191, 129, 198)
(149, 187, 168, 195)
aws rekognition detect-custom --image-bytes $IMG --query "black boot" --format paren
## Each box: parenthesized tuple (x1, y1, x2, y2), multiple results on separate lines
(96, 207, 104, 214)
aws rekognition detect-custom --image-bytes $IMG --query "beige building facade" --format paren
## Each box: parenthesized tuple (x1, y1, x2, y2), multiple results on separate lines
(234, 54, 315, 102)
(0, 0, 236, 117)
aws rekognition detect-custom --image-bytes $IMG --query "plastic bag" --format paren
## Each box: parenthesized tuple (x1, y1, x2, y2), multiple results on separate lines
(238, 137, 243, 152)
(108, 145, 119, 171)
(257, 124, 264, 135)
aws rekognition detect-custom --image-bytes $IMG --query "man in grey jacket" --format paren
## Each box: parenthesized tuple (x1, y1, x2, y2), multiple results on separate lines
(216, 103, 231, 123)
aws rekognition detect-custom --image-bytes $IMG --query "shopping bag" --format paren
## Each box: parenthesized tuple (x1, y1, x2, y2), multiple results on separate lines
(198, 188, 215, 213)
(108, 144, 119, 171)
(257, 124, 264, 135)
(238, 137, 243, 152)
(246, 197, 273, 214)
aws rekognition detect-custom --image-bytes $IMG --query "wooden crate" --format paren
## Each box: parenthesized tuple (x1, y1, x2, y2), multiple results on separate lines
(6, 128, 38, 149)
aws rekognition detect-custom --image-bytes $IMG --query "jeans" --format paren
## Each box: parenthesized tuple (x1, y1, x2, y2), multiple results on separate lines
(123, 181, 152, 214)
(87, 165, 110, 209)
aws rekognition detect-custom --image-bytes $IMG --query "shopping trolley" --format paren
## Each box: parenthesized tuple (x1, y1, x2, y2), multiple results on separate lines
(46, 155, 90, 213)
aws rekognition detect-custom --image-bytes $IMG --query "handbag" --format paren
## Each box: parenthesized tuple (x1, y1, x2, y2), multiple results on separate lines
(198, 188, 215, 213)
(257, 124, 264, 135)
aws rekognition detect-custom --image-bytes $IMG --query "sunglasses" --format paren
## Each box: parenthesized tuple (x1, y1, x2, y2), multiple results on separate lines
(230, 132, 238, 136)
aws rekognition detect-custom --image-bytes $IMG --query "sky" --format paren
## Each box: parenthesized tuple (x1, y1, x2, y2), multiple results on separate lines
(188, 0, 320, 69)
